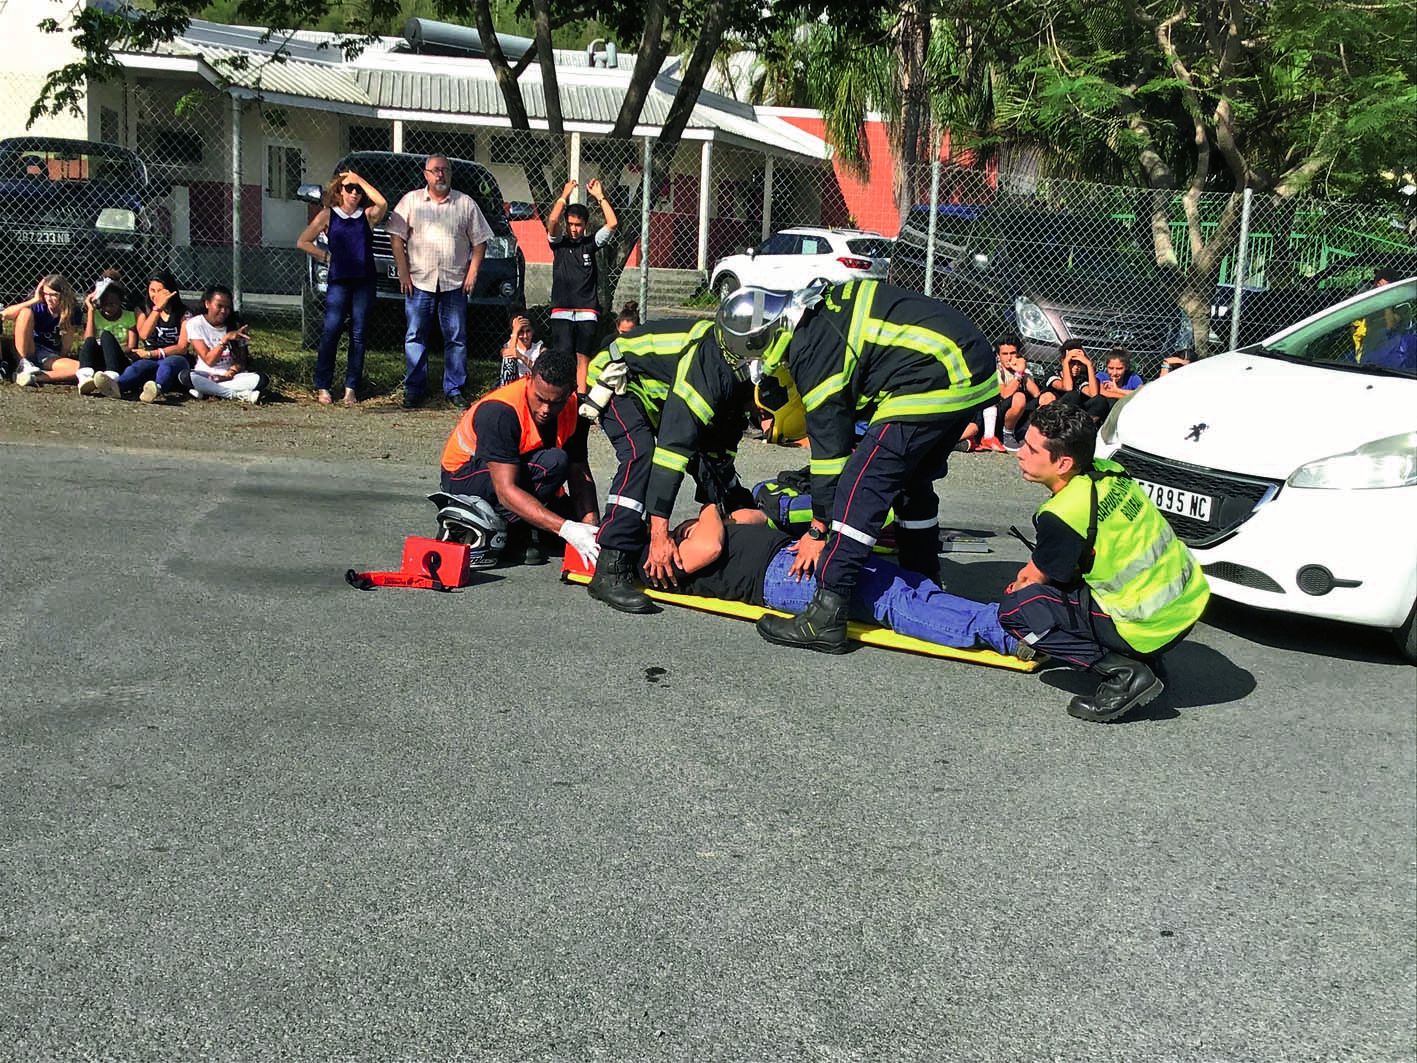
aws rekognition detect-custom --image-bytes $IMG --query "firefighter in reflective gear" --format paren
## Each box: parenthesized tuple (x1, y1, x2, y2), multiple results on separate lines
(717, 281, 999, 653)
(999, 402, 1210, 722)
(582, 318, 754, 613)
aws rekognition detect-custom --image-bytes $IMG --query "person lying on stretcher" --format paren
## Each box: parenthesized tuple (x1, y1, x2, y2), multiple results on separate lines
(639, 504, 1033, 660)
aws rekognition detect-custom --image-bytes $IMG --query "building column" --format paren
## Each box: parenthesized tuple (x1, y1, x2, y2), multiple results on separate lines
(230, 92, 243, 306)
(392, 119, 404, 154)
(697, 140, 713, 274)
(569, 131, 582, 201)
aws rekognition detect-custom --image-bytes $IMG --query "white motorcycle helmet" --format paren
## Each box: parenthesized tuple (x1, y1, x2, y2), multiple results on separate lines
(428, 492, 508, 569)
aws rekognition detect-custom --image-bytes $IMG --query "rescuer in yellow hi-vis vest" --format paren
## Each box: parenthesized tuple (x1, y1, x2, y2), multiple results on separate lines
(999, 402, 1210, 723)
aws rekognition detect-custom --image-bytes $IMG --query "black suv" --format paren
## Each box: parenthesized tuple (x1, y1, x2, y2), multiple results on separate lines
(297, 151, 531, 349)
(0, 137, 165, 301)
(889, 204, 1197, 375)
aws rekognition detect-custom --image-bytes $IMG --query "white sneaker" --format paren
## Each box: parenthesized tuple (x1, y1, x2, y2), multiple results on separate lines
(77, 372, 99, 397)
(16, 369, 40, 388)
(188, 388, 202, 400)
(237, 389, 262, 405)
(94, 371, 121, 399)
(140, 380, 163, 404)
(15, 358, 38, 376)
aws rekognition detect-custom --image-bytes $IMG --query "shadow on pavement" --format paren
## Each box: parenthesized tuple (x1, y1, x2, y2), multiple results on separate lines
(1203, 599, 1411, 667)
(1036, 641, 1257, 722)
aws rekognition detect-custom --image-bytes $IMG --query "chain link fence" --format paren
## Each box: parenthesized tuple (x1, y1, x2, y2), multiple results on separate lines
(1, 63, 1411, 374)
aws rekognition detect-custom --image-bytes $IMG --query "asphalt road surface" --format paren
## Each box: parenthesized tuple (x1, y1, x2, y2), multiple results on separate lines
(2, 438, 1413, 1062)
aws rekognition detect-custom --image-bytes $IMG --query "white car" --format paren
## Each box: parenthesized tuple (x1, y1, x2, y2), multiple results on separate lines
(1097, 277, 1417, 661)
(710, 227, 892, 301)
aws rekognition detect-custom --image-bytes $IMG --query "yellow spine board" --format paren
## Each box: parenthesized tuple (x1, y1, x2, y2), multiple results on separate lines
(564, 572, 1037, 673)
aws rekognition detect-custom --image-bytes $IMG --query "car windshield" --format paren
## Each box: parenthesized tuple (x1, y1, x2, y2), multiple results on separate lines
(339, 152, 510, 233)
(4, 146, 141, 185)
(847, 238, 893, 257)
(1256, 278, 1416, 376)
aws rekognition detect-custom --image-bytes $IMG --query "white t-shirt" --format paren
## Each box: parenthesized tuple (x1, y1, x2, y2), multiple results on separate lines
(185, 314, 244, 375)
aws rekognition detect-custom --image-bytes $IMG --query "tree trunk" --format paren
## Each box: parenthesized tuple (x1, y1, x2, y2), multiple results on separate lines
(472, 0, 556, 211)
(890, 1, 932, 223)
(599, 0, 731, 313)
(611, 0, 673, 138)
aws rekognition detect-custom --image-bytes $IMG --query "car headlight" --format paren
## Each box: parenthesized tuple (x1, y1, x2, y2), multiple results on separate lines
(1014, 297, 1056, 343)
(1288, 431, 1417, 489)
(95, 208, 137, 232)
(1098, 388, 1138, 445)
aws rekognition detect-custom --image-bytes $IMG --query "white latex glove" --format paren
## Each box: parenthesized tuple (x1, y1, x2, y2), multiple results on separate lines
(578, 359, 631, 421)
(559, 520, 601, 568)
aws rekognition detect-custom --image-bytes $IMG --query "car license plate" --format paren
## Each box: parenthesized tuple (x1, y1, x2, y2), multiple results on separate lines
(1136, 478, 1213, 522)
(15, 228, 71, 246)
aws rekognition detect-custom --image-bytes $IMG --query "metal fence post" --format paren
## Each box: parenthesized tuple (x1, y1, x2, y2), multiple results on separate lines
(638, 135, 651, 321)
(1229, 186, 1254, 351)
(761, 154, 774, 240)
(230, 92, 243, 306)
(923, 159, 941, 298)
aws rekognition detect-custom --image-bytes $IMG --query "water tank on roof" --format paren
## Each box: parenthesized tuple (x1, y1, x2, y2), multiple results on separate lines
(403, 18, 534, 61)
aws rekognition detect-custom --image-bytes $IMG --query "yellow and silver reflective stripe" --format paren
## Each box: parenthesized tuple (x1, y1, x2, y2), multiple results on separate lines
(652, 446, 690, 473)
(1106, 560, 1197, 622)
(801, 283, 872, 411)
(672, 355, 714, 424)
(1091, 527, 1180, 597)
(895, 517, 938, 529)
(862, 320, 969, 385)
(809, 456, 849, 477)
(605, 492, 645, 514)
(631, 378, 671, 405)
(871, 377, 1000, 420)
(831, 520, 877, 546)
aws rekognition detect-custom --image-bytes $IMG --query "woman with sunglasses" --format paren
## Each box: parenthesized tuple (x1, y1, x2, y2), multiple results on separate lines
(296, 170, 387, 405)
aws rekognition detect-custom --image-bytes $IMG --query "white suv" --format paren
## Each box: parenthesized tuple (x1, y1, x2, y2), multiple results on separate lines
(710, 227, 893, 300)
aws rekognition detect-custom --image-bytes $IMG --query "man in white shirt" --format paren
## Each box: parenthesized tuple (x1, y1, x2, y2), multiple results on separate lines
(386, 153, 492, 409)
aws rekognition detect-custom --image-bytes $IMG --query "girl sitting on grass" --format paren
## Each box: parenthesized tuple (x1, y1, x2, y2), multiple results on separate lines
(6, 275, 81, 387)
(185, 284, 268, 404)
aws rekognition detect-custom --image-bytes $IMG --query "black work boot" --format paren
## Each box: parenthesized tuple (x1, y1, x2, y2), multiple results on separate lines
(587, 548, 656, 614)
(756, 587, 852, 654)
(1068, 652, 1165, 723)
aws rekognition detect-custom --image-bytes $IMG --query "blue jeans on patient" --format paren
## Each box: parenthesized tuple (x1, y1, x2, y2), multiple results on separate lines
(761, 548, 1014, 655)
(403, 286, 468, 398)
(316, 280, 373, 391)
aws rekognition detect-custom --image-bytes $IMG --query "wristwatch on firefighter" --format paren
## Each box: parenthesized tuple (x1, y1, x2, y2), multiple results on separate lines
(806, 524, 827, 542)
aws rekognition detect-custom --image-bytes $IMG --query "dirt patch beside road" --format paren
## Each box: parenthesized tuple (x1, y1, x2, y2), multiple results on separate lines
(0, 386, 458, 465)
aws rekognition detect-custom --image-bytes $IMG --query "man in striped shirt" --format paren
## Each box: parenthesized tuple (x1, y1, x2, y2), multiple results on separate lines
(387, 153, 492, 409)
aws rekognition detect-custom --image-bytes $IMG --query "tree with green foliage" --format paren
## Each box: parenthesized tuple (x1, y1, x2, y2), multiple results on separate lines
(981, 0, 1417, 348)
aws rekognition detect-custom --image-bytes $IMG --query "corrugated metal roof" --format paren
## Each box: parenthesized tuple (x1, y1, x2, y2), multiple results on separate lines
(124, 32, 831, 159)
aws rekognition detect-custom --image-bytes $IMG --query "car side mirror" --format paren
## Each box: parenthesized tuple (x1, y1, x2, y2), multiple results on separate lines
(295, 182, 325, 205)
(506, 201, 536, 222)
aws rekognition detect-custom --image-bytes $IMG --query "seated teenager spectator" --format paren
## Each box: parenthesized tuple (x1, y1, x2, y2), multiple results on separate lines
(118, 270, 193, 404)
(615, 301, 639, 336)
(1158, 347, 1194, 377)
(1095, 347, 1144, 409)
(438, 347, 600, 566)
(1046, 340, 1109, 420)
(185, 285, 267, 403)
(498, 313, 544, 386)
(76, 273, 138, 398)
(296, 169, 386, 406)
(7, 275, 81, 387)
(627, 503, 1028, 658)
(996, 336, 1051, 451)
